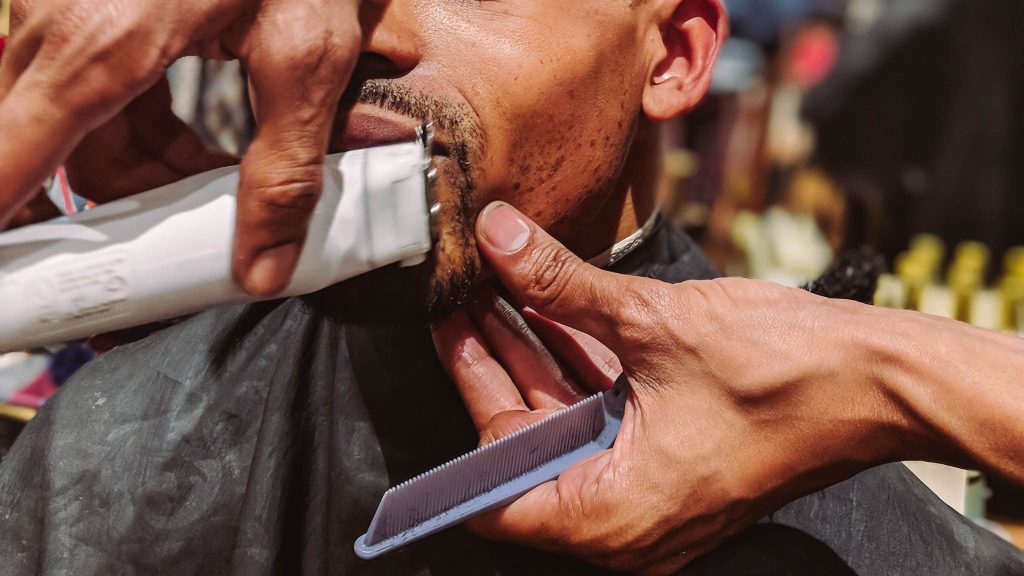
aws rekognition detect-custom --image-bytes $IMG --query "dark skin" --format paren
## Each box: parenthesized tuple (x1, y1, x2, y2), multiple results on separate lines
(1, 0, 362, 295)
(2, 3, 727, 566)
(433, 203, 1024, 574)
(7, 5, 1021, 575)
(2, 0, 721, 318)
(323, 0, 725, 319)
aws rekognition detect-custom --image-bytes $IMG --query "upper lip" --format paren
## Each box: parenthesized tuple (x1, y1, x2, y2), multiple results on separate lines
(332, 105, 449, 155)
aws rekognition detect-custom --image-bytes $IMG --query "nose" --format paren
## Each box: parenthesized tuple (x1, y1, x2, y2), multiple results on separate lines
(358, 0, 423, 78)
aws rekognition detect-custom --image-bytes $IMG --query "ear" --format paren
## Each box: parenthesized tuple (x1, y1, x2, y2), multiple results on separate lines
(642, 0, 728, 122)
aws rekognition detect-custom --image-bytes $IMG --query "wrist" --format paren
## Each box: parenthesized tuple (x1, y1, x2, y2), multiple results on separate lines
(763, 298, 930, 494)
(722, 293, 921, 503)
(861, 305, 1024, 482)
(837, 301, 939, 464)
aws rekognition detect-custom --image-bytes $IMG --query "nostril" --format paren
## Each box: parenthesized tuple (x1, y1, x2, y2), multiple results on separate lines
(354, 52, 412, 82)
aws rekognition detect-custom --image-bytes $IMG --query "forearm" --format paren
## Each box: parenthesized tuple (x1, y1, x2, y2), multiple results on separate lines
(858, 304, 1024, 484)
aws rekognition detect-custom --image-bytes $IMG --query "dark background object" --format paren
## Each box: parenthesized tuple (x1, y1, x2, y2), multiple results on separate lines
(0, 411, 28, 465)
(803, 247, 887, 304)
(806, 0, 1024, 274)
(685, 524, 858, 576)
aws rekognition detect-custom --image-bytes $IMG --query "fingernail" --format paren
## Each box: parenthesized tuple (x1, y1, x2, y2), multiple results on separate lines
(479, 202, 531, 254)
(246, 243, 300, 295)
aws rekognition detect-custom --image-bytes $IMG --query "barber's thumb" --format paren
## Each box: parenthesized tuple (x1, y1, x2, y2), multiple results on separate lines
(475, 202, 634, 347)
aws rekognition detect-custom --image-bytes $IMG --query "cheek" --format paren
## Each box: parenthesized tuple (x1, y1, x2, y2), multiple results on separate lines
(421, 6, 645, 230)
(489, 47, 640, 226)
(498, 65, 643, 236)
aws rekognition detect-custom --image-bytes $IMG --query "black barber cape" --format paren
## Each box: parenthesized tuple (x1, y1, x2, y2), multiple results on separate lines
(2, 218, 1022, 575)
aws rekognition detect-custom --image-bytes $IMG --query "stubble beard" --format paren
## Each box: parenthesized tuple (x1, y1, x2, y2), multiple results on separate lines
(315, 80, 482, 325)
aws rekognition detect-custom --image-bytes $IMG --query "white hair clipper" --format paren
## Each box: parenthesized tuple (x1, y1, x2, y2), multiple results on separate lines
(0, 125, 439, 352)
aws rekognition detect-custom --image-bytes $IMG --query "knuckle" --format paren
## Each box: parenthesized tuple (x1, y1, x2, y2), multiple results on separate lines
(278, 24, 359, 76)
(281, 36, 329, 68)
(678, 280, 727, 332)
(324, 23, 362, 60)
(520, 243, 581, 310)
(616, 283, 671, 345)
(48, 5, 171, 110)
(242, 154, 324, 215)
(247, 18, 358, 113)
(252, 180, 322, 213)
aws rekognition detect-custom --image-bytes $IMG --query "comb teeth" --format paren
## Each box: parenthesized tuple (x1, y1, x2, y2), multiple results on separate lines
(370, 394, 602, 540)
(355, 375, 630, 559)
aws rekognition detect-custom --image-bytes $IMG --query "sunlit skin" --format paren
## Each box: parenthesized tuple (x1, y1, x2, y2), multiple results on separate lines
(2, 0, 364, 295)
(322, 0, 725, 321)
(1, 0, 722, 318)
(431, 202, 1024, 575)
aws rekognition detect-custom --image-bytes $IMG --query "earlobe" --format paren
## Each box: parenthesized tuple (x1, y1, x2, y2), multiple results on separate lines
(642, 0, 727, 122)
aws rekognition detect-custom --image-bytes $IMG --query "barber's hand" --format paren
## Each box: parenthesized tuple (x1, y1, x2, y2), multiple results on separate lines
(433, 203, 907, 575)
(1, 0, 362, 294)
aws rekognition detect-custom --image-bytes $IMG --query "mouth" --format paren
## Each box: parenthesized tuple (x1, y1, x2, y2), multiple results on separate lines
(332, 105, 451, 156)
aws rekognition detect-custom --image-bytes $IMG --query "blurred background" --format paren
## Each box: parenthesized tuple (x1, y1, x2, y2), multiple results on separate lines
(1, 0, 1023, 548)
(0, 0, 8, 37)
(667, 0, 1024, 292)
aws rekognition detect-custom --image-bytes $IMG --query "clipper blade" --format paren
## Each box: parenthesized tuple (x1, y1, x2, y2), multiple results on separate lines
(354, 374, 630, 560)
(415, 122, 442, 242)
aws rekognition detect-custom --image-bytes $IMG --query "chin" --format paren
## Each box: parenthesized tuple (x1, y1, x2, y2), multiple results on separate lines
(313, 130, 481, 324)
(308, 224, 482, 325)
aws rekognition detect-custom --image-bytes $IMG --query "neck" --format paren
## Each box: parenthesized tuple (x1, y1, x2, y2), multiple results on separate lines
(565, 119, 661, 260)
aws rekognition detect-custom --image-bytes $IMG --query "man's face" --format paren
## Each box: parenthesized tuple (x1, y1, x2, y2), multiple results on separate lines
(325, 1, 660, 321)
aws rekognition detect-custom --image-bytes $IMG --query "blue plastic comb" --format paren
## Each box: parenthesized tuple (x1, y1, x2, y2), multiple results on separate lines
(354, 374, 630, 560)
